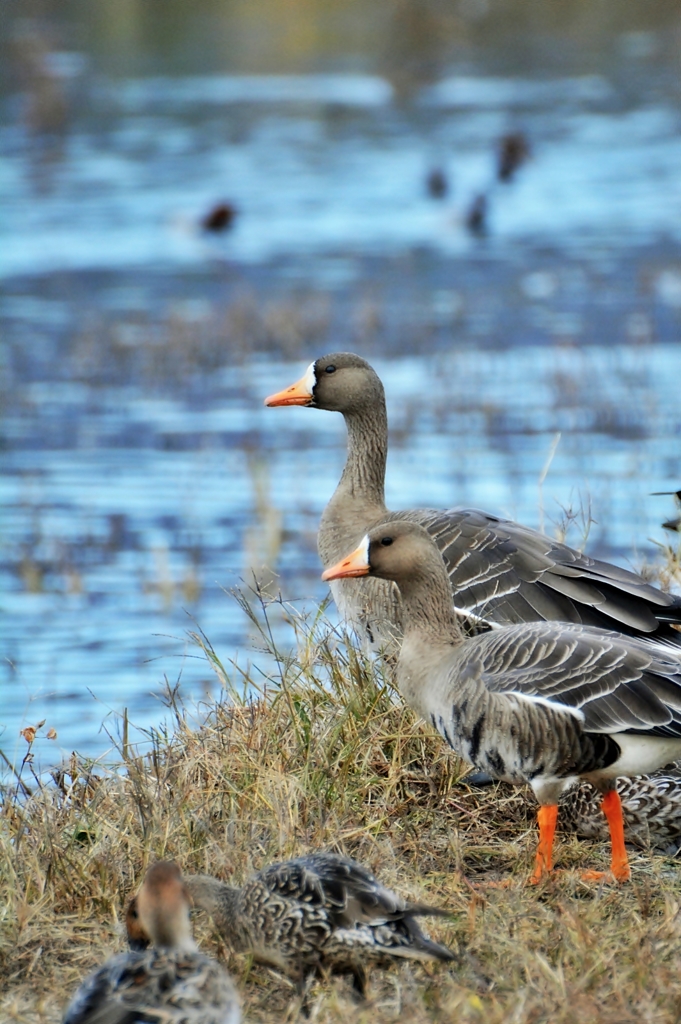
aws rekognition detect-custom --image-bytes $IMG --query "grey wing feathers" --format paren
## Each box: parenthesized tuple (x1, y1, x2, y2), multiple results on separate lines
(464, 623, 681, 735)
(397, 507, 681, 639)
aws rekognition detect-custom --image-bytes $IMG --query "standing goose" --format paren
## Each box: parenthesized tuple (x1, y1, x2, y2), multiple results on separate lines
(184, 852, 455, 1000)
(62, 861, 241, 1024)
(322, 521, 681, 883)
(265, 353, 681, 651)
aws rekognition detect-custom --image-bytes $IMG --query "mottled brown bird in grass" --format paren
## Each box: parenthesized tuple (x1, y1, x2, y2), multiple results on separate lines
(560, 773, 681, 853)
(185, 852, 455, 1001)
(62, 861, 241, 1024)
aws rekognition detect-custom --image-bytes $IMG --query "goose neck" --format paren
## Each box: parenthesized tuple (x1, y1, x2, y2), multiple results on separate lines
(397, 564, 463, 642)
(398, 619, 478, 725)
(337, 403, 388, 505)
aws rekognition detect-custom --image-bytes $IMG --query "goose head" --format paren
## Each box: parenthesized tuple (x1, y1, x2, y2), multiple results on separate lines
(322, 520, 440, 585)
(264, 352, 384, 414)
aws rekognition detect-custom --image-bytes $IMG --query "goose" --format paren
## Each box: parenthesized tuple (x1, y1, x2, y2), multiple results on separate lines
(62, 861, 241, 1024)
(322, 521, 681, 883)
(184, 852, 455, 1001)
(265, 353, 681, 654)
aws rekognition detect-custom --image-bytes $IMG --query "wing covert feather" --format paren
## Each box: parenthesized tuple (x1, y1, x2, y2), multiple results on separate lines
(389, 507, 681, 638)
(457, 623, 681, 734)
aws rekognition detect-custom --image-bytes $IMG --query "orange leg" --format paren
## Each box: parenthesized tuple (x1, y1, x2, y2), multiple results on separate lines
(581, 789, 631, 883)
(530, 804, 558, 884)
(602, 788, 631, 882)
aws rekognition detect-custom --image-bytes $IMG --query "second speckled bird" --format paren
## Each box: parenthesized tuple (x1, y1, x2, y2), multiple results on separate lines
(185, 852, 455, 999)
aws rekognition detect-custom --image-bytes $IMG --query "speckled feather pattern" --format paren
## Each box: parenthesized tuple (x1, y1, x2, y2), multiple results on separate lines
(422, 648, 622, 787)
(62, 948, 241, 1024)
(186, 853, 455, 983)
(560, 774, 681, 851)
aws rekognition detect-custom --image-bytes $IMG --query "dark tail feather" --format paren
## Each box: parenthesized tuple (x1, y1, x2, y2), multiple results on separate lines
(403, 902, 456, 920)
(424, 939, 457, 962)
(411, 929, 458, 963)
(403, 910, 458, 962)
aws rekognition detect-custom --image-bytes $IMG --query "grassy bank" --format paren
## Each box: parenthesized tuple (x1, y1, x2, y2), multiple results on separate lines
(2, 583, 681, 1023)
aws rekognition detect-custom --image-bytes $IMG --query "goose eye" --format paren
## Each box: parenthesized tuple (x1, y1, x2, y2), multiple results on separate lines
(380, 537, 393, 547)
(325, 365, 336, 374)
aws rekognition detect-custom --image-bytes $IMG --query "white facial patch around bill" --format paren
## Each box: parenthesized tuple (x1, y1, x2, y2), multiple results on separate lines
(303, 361, 316, 396)
(359, 533, 371, 569)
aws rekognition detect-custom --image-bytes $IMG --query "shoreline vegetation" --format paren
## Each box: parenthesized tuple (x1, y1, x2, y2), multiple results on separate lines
(2, 539, 681, 1023)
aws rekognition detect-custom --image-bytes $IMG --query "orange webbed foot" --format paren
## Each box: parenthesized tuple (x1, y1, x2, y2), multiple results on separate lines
(479, 877, 519, 890)
(580, 869, 609, 883)
(580, 867, 630, 884)
(611, 862, 631, 883)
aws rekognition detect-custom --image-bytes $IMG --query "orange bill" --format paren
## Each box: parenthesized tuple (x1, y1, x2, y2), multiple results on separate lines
(264, 364, 315, 407)
(322, 538, 370, 581)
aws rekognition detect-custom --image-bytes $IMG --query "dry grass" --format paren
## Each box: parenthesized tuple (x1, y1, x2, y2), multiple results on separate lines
(3, 589, 681, 1023)
(655, 534, 681, 597)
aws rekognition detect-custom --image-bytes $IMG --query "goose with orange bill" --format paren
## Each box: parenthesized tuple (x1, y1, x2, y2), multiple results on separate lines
(323, 521, 681, 884)
(265, 353, 681, 655)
